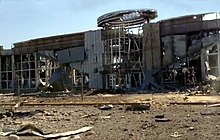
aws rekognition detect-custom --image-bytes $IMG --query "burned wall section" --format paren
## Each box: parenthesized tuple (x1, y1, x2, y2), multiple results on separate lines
(0, 50, 13, 90)
(14, 53, 37, 90)
(157, 13, 220, 90)
(0, 32, 85, 93)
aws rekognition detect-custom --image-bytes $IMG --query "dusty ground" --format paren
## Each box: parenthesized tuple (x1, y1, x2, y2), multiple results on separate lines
(0, 93, 220, 140)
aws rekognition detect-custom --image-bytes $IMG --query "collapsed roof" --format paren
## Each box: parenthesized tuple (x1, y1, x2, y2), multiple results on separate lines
(97, 9, 157, 27)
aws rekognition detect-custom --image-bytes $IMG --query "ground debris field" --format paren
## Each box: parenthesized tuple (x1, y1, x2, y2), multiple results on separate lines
(0, 92, 220, 140)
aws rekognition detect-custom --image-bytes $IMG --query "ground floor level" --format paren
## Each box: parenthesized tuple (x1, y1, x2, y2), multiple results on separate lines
(0, 93, 220, 139)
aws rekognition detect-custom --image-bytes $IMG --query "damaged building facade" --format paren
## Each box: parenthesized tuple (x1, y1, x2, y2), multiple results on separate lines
(1, 9, 220, 92)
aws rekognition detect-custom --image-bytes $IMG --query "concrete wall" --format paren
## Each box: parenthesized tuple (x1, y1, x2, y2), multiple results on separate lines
(143, 23, 161, 70)
(162, 35, 186, 66)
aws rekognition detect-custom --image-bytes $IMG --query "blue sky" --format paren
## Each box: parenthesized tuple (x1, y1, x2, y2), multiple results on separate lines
(0, 0, 219, 48)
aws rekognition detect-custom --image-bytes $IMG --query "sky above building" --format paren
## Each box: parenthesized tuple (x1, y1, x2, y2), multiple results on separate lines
(0, 0, 219, 48)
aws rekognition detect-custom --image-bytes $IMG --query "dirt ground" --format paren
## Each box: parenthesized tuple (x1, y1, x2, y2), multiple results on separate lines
(0, 92, 220, 140)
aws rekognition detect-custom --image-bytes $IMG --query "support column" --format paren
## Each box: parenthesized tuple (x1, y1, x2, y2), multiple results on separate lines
(28, 54, 31, 89)
(105, 75, 108, 89)
(72, 69, 76, 85)
(34, 52, 38, 89)
(11, 55, 15, 90)
(201, 48, 207, 81)
(218, 42, 220, 78)
(20, 55, 23, 89)
(0, 56, 1, 89)
(45, 60, 50, 86)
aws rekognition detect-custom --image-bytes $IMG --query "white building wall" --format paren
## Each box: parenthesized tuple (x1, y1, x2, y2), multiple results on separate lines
(70, 30, 104, 89)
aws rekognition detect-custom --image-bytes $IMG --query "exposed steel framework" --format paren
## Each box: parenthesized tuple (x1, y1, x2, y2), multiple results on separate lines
(97, 9, 157, 28)
(98, 9, 157, 90)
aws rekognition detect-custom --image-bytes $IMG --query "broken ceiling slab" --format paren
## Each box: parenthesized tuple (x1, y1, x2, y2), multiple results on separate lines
(97, 9, 157, 27)
(57, 46, 85, 64)
(48, 67, 72, 91)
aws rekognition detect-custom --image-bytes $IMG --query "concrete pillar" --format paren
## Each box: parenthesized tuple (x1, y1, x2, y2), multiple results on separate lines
(0, 56, 1, 89)
(11, 55, 15, 90)
(217, 42, 220, 78)
(200, 48, 207, 81)
(28, 54, 31, 89)
(72, 69, 76, 85)
(34, 52, 38, 89)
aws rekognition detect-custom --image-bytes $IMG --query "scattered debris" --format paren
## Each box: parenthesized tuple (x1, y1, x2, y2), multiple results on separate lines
(73, 135, 81, 139)
(44, 111, 54, 116)
(14, 102, 22, 108)
(0, 109, 44, 119)
(155, 114, 165, 118)
(0, 124, 45, 137)
(0, 102, 149, 106)
(99, 105, 114, 110)
(101, 116, 111, 119)
(154, 114, 171, 122)
(200, 111, 220, 116)
(13, 121, 22, 125)
(155, 118, 171, 122)
(206, 103, 220, 107)
(125, 103, 150, 111)
(200, 111, 215, 115)
(48, 67, 72, 92)
(183, 96, 188, 101)
(189, 126, 195, 130)
(43, 127, 92, 139)
(81, 114, 96, 118)
(0, 93, 220, 139)
(170, 102, 220, 105)
(85, 131, 95, 137)
(0, 124, 92, 139)
(57, 136, 71, 140)
(8, 134, 20, 140)
(140, 122, 156, 129)
(170, 132, 181, 138)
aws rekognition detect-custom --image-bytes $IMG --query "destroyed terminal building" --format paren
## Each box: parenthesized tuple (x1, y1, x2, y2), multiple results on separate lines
(1, 9, 220, 92)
